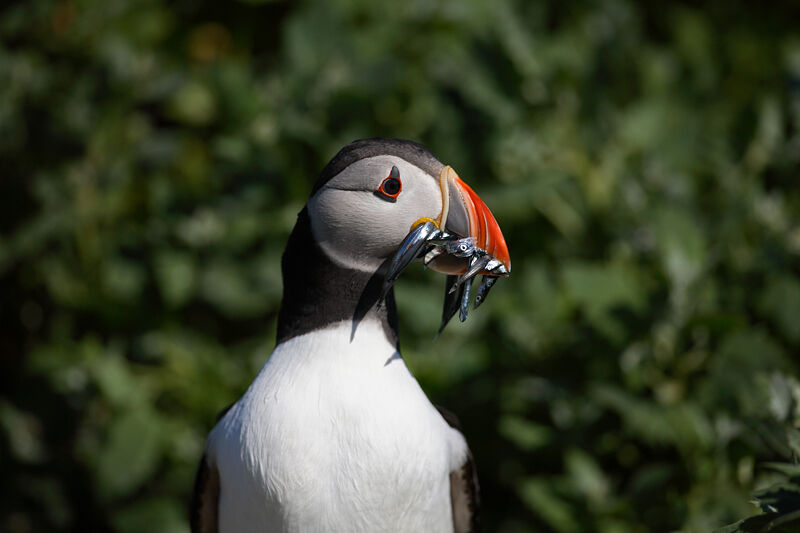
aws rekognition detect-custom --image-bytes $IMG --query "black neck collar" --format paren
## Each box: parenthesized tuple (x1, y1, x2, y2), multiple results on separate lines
(275, 208, 399, 348)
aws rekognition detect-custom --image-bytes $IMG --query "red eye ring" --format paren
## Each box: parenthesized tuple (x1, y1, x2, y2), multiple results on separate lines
(376, 166, 402, 201)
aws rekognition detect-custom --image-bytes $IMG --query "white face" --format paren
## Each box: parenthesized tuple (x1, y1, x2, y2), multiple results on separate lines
(307, 155, 443, 272)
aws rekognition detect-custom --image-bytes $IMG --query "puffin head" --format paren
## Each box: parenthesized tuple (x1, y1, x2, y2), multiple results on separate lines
(277, 138, 510, 343)
(306, 139, 509, 327)
(308, 139, 509, 274)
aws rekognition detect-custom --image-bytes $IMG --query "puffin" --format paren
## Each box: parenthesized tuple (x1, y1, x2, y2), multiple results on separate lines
(190, 138, 510, 533)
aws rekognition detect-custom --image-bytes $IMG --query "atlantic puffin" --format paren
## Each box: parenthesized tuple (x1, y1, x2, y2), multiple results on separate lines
(190, 138, 510, 533)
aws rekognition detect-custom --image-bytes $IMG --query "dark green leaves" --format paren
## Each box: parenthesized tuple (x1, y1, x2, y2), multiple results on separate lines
(2, 1, 799, 532)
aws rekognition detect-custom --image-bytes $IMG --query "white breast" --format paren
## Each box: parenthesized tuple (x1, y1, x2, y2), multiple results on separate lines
(207, 319, 467, 533)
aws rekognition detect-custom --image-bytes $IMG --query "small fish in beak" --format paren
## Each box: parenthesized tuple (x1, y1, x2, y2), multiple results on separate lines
(380, 165, 510, 332)
(473, 275, 497, 309)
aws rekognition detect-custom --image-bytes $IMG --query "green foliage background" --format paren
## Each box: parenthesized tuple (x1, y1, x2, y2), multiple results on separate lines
(2, 0, 800, 531)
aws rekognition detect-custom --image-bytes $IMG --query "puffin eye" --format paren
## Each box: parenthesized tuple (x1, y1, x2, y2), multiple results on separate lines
(376, 166, 402, 201)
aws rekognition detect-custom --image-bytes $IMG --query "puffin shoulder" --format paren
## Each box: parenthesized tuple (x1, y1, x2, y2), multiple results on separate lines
(190, 404, 236, 533)
(190, 452, 220, 533)
(435, 405, 480, 533)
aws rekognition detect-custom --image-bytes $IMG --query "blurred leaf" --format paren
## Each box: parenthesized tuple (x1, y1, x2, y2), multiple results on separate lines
(653, 207, 706, 291)
(703, 329, 788, 415)
(200, 259, 271, 317)
(592, 385, 712, 450)
(562, 261, 647, 341)
(518, 479, 580, 533)
(0, 403, 46, 463)
(112, 498, 187, 533)
(788, 430, 800, 458)
(168, 81, 217, 126)
(760, 276, 800, 343)
(95, 408, 163, 499)
(763, 463, 800, 478)
(154, 250, 196, 307)
(754, 481, 800, 515)
(90, 348, 148, 409)
(565, 447, 610, 505)
(499, 415, 552, 451)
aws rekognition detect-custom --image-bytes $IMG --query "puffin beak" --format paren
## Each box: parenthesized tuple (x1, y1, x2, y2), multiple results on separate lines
(380, 165, 510, 329)
(427, 166, 511, 277)
(379, 219, 440, 302)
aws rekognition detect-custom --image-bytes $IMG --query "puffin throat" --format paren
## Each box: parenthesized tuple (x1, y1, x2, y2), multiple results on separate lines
(275, 208, 400, 347)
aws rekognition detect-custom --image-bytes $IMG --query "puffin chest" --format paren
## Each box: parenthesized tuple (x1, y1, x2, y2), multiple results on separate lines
(213, 322, 460, 531)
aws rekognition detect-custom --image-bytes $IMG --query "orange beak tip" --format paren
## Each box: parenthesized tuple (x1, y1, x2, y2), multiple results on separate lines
(452, 177, 511, 276)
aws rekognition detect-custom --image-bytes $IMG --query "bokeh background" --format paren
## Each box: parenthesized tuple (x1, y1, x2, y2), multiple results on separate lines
(3, 0, 800, 532)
